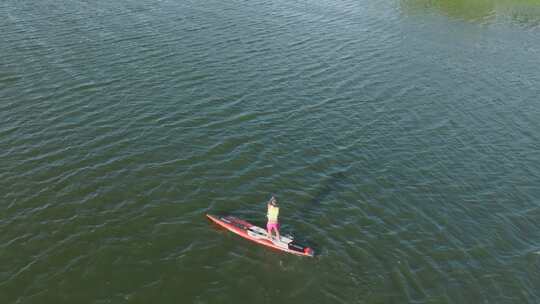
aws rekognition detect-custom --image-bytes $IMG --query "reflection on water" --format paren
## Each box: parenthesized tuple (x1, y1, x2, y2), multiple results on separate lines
(401, 0, 540, 26)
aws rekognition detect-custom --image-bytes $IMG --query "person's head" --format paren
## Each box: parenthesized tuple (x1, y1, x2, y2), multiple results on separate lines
(270, 196, 278, 207)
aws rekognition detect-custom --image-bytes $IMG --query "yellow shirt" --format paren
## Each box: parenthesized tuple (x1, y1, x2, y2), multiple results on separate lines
(267, 205, 279, 223)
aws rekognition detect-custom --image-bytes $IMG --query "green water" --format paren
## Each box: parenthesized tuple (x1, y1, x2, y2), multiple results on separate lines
(1, 0, 540, 303)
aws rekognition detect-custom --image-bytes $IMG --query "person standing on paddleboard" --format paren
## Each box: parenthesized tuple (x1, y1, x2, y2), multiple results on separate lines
(267, 196, 280, 241)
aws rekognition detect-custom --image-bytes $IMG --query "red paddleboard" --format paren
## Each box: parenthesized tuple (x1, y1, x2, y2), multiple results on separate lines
(206, 214, 314, 257)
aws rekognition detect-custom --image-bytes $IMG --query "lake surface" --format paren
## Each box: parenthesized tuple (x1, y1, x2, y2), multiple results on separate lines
(1, 0, 540, 303)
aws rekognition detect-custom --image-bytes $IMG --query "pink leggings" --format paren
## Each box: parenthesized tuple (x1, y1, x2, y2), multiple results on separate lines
(267, 222, 280, 234)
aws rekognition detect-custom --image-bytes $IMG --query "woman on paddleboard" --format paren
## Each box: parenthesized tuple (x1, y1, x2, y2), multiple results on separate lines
(267, 196, 280, 241)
